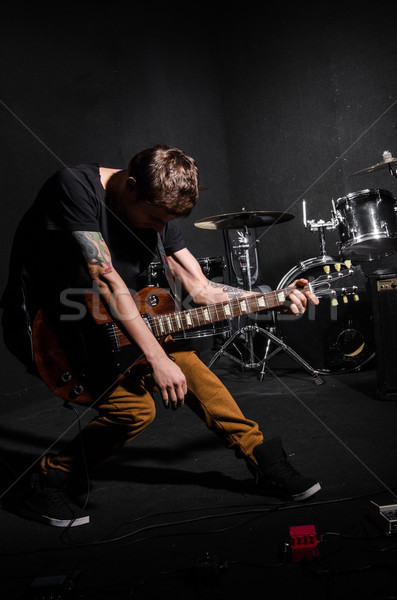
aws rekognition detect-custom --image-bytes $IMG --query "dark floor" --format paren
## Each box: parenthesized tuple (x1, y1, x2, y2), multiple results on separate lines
(1, 334, 397, 600)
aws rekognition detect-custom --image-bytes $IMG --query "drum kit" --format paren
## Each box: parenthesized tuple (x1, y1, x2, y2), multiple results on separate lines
(150, 151, 397, 381)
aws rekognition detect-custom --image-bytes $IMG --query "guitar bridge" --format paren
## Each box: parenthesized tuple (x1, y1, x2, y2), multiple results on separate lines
(96, 316, 153, 353)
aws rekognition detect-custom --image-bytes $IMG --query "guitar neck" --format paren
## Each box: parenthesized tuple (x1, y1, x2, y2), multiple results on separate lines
(149, 286, 293, 338)
(89, 263, 356, 347)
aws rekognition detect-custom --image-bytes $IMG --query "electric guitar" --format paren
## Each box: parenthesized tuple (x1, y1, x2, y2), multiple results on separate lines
(32, 263, 359, 405)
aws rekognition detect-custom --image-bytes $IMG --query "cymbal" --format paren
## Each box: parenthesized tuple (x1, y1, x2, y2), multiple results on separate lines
(194, 210, 294, 230)
(353, 154, 397, 175)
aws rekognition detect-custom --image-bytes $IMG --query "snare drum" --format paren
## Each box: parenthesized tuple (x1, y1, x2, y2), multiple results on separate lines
(147, 256, 226, 288)
(334, 189, 397, 261)
(276, 256, 374, 374)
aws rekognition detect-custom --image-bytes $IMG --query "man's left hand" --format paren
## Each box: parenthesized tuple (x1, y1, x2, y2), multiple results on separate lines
(284, 278, 319, 315)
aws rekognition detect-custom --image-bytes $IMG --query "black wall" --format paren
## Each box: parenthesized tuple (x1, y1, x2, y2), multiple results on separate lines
(1, 1, 397, 393)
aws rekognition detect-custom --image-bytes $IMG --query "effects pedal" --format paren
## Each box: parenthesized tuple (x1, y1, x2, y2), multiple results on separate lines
(288, 524, 320, 562)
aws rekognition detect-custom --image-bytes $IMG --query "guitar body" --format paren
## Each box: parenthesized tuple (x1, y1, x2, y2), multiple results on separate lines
(85, 286, 178, 327)
(33, 307, 96, 405)
(32, 286, 176, 405)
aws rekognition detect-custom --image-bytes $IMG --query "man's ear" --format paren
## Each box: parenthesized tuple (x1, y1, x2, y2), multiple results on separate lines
(126, 176, 137, 191)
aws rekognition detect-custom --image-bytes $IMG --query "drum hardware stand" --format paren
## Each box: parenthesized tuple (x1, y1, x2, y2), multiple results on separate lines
(208, 225, 324, 385)
(383, 151, 397, 181)
(303, 199, 338, 259)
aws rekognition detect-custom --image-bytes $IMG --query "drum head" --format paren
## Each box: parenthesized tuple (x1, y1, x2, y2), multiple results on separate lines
(276, 258, 374, 374)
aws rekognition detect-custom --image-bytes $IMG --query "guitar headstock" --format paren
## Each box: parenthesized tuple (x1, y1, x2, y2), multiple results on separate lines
(309, 261, 364, 305)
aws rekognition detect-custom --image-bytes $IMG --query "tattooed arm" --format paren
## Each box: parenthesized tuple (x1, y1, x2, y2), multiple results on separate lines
(71, 231, 188, 408)
(72, 230, 153, 326)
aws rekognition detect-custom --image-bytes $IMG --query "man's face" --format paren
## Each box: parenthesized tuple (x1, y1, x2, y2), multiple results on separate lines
(124, 198, 177, 232)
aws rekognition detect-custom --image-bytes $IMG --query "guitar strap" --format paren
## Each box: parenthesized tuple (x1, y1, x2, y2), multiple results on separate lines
(156, 233, 171, 277)
(156, 233, 182, 304)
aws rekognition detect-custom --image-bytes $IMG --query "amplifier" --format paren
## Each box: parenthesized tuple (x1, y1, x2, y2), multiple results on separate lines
(368, 272, 397, 399)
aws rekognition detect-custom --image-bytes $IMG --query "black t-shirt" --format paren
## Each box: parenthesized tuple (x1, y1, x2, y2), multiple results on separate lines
(1, 164, 186, 364)
(40, 163, 185, 288)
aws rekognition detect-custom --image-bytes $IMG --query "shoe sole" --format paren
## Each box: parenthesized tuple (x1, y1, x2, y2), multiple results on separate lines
(17, 506, 90, 527)
(42, 514, 90, 527)
(291, 482, 321, 502)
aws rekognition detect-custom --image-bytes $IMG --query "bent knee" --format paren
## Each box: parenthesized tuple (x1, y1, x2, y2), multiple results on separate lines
(99, 400, 156, 430)
(132, 403, 156, 429)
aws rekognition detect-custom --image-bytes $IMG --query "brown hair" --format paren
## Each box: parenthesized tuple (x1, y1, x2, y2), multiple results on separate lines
(128, 145, 199, 217)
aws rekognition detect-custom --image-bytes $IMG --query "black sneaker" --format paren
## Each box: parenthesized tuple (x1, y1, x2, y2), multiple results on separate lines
(16, 471, 90, 527)
(250, 437, 321, 501)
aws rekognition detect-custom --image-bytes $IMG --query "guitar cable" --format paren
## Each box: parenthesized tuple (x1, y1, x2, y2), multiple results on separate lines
(62, 401, 91, 512)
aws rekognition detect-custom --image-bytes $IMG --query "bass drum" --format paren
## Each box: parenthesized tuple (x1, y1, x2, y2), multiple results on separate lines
(276, 256, 375, 374)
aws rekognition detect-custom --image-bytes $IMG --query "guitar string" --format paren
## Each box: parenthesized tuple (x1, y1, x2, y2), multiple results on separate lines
(152, 288, 285, 335)
(149, 273, 351, 336)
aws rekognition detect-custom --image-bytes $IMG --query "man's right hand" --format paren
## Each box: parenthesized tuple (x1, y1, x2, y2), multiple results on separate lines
(150, 353, 188, 410)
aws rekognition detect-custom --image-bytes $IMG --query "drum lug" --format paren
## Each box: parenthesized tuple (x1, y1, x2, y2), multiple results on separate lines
(381, 220, 390, 235)
(334, 211, 343, 225)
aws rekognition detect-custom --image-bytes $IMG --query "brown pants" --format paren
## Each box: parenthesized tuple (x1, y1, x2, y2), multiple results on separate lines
(42, 339, 263, 475)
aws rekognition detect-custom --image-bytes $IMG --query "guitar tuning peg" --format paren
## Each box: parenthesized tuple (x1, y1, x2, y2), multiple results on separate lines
(323, 265, 330, 274)
(342, 295, 348, 304)
(331, 297, 339, 306)
(353, 293, 359, 302)
(334, 263, 341, 272)
(344, 260, 352, 268)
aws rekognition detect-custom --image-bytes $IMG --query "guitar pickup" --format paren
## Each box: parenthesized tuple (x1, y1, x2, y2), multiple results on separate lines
(97, 322, 121, 352)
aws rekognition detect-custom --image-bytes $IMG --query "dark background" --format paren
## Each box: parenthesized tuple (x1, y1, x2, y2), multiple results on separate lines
(2, 3, 397, 598)
(1, 1, 397, 399)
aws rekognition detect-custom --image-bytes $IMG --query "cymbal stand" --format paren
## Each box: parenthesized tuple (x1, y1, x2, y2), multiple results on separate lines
(208, 225, 324, 385)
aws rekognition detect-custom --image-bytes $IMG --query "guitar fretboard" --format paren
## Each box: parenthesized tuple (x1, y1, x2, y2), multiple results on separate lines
(149, 288, 292, 338)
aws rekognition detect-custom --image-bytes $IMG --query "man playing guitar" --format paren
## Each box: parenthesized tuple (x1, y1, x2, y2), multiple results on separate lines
(1, 145, 320, 527)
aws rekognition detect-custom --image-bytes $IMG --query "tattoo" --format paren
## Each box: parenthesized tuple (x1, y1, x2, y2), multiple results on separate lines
(209, 280, 246, 299)
(72, 231, 113, 274)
